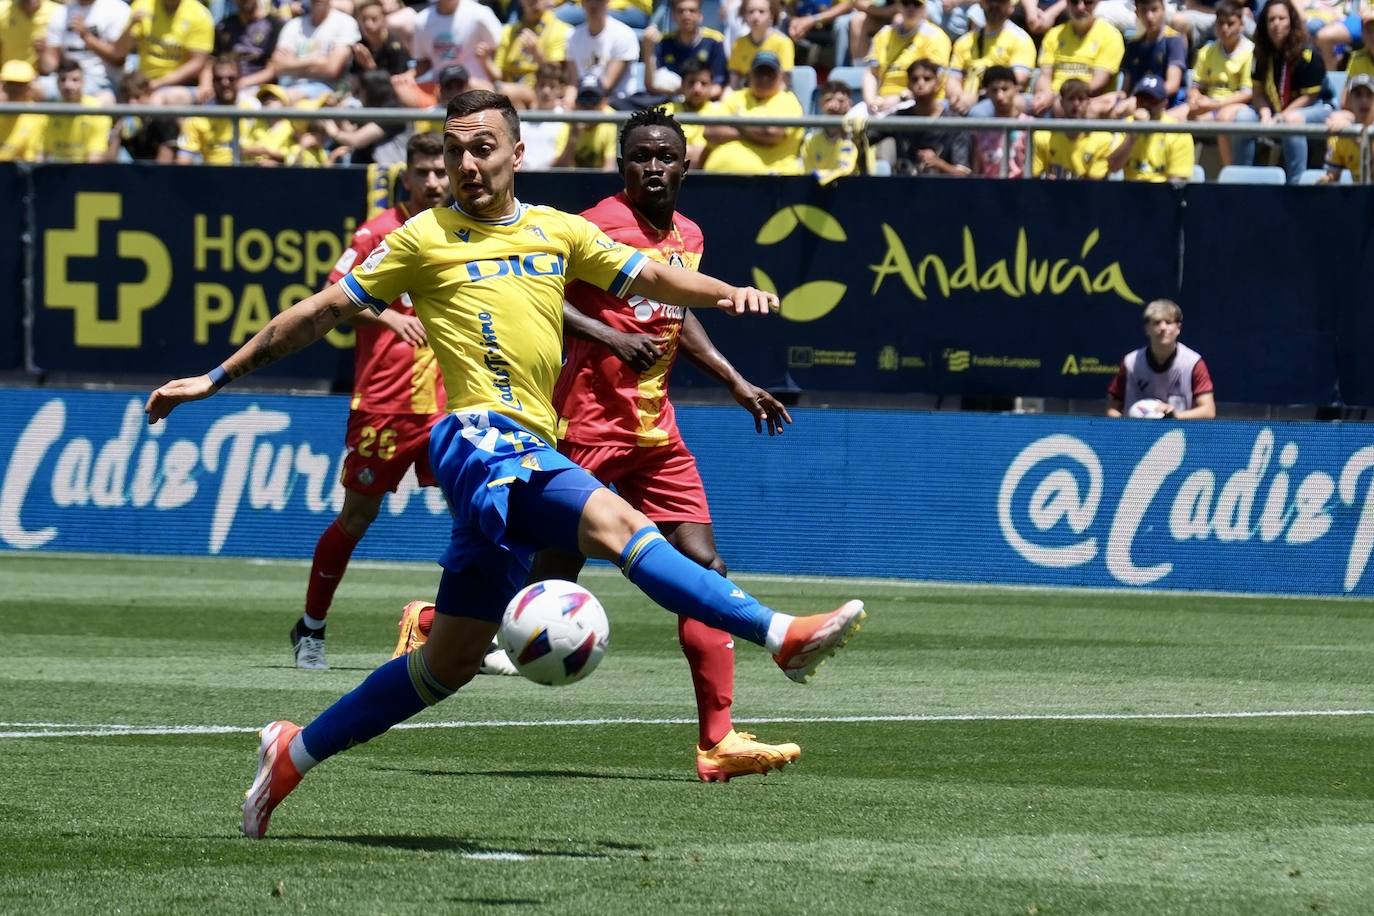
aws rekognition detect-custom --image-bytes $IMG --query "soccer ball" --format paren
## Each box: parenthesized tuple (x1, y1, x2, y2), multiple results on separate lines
(498, 580, 609, 686)
(1128, 398, 1169, 419)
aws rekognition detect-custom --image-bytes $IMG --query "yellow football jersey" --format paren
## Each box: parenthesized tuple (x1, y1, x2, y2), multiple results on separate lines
(128, 0, 214, 80)
(1031, 129, 1118, 179)
(1038, 19, 1124, 91)
(40, 96, 112, 162)
(667, 99, 718, 147)
(496, 12, 572, 86)
(342, 202, 646, 443)
(0, 112, 45, 162)
(1123, 115, 1193, 182)
(1192, 37, 1253, 100)
(868, 20, 952, 96)
(1326, 134, 1360, 175)
(728, 29, 795, 78)
(0, 0, 58, 68)
(702, 87, 804, 174)
(949, 23, 1036, 98)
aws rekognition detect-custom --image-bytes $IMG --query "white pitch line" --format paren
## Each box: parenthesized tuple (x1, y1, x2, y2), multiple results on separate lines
(2, 708, 1372, 740)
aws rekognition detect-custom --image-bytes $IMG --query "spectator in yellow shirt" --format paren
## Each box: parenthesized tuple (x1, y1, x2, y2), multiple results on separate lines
(861, 0, 951, 114)
(177, 56, 251, 165)
(241, 83, 297, 165)
(1, 0, 59, 72)
(1030, 0, 1124, 116)
(0, 60, 45, 161)
(1185, 0, 1252, 166)
(112, 0, 214, 100)
(667, 59, 721, 167)
(800, 79, 868, 183)
(1325, 7, 1374, 132)
(728, 0, 795, 87)
(1324, 74, 1373, 181)
(704, 50, 804, 174)
(495, 0, 573, 109)
(1031, 78, 1118, 179)
(1108, 74, 1194, 182)
(947, 0, 1035, 116)
(554, 74, 619, 170)
(40, 57, 112, 162)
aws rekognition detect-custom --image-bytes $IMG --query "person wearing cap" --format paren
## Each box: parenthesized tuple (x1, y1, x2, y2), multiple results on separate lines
(1106, 72, 1195, 182)
(39, 56, 112, 162)
(1324, 73, 1374, 181)
(728, 0, 794, 88)
(0, 60, 45, 161)
(703, 49, 804, 174)
(240, 82, 297, 164)
(177, 56, 256, 165)
(1106, 0, 1186, 119)
(554, 73, 618, 169)
(861, 0, 949, 114)
(494, 0, 573, 108)
(1030, 0, 1123, 117)
(1185, 0, 1253, 166)
(269, 0, 361, 101)
(1326, 6, 1374, 132)
(40, 0, 131, 104)
(1, 0, 60, 74)
(567, 0, 638, 99)
(1031, 77, 1118, 178)
(413, 64, 472, 133)
(111, 0, 215, 98)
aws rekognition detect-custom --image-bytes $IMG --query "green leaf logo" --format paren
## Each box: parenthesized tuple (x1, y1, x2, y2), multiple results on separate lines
(751, 266, 778, 294)
(780, 280, 847, 323)
(794, 205, 847, 242)
(755, 209, 799, 246)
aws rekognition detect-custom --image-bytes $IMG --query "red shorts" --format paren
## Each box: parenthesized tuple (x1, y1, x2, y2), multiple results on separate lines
(559, 436, 712, 525)
(340, 410, 440, 495)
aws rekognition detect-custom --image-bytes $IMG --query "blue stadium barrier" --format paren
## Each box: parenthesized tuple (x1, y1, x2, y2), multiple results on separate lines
(6, 387, 1374, 598)
(1217, 165, 1287, 185)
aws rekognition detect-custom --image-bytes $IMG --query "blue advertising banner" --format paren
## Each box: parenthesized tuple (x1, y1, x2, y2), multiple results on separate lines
(0, 165, 24, 372)
(5, 387, 1374, 598)
(29, 165, 367, 381)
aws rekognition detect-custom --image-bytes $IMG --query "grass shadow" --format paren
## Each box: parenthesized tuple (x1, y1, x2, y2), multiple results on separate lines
(372, 765, 697, 784)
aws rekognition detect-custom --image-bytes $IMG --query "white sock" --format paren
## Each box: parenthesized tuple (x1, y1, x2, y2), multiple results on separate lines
(288, 733, 318, 774)
(764, 613, 795, 655)
(301, 614, 326, 631)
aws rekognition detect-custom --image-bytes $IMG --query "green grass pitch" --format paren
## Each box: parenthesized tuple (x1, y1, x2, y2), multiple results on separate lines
(1, 553, 1371, 915)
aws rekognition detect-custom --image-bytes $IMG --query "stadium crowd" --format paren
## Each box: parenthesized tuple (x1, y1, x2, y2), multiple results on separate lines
(0, 0, 1369, 181)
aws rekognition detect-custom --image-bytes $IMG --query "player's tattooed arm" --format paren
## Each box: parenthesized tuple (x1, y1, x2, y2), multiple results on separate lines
(629, 261, 779, 315)
(144, 285, 365, 424)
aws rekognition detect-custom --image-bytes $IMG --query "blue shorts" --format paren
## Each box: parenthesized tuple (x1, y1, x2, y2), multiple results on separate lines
(428, 410, 604, 622)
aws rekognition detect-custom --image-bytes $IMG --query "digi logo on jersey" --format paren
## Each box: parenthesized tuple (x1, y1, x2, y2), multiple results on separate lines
(464, 253, 566, 282)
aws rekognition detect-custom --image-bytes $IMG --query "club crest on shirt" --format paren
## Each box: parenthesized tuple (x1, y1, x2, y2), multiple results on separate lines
(361, 241, 390, 272)
(456, 228, 472, 243)
(668, 252, 684, 268)
(527, 225, 549, 242)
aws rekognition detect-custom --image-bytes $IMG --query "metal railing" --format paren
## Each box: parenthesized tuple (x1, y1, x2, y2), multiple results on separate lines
(6, 100, 1371, 180)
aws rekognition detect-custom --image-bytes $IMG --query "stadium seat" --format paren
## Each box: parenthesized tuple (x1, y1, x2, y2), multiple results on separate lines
(628, 61, 645, 95)
(1216, 164, 1287, 184)
(872, 159, 891, 176)
(828, 66, 867, 92)
(1297, 168, 1326, 185)
(792, 65, 817, 114)
(1327, 70, 1347, 103)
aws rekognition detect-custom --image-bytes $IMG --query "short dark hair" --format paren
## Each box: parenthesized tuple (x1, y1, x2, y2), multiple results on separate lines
(982, 65, 1015, 88)
(406, 131, 444, 165)
(906, 58, 939, 79)
(820, 79, 852, 97)
(1059, 78, 1090, 101)
(446, 89, 522, 141)
(1213, 0, 1241, 19)
(211, 55, 240, 75)
(618, 106, 687, 157)
(56, 57, 82, 77)
(678, 58, 711, 82)
(535, 61, 566, 85)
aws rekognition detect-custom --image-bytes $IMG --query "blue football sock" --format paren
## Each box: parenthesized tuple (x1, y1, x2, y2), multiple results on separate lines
(619, 527, 775, 646)
(299, 652, 456, 763)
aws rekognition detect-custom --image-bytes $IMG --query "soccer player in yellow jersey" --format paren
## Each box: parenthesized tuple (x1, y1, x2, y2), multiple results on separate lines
(1031, 78, 1117, 179)
(862, 0, 950, 113)
(1185, 0, 1252, 166)
(145, 90, 867, 839)
(40, 58, 113, 163)
(1031, 0, 1124, 116)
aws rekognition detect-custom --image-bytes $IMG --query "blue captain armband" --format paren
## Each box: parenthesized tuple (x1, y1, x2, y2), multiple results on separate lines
(341, 273, 389, 315)
(609, 250, 647, 298)
(207, 365, 230, 389)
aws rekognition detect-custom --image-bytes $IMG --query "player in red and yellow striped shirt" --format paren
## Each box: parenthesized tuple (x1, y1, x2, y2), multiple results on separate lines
(289, 133, 451, 671)
(540, 108, 799, 781)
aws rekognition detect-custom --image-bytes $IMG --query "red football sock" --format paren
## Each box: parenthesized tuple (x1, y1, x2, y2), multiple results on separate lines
(679, 616, 735, 749)
(304, 520, 361, 621)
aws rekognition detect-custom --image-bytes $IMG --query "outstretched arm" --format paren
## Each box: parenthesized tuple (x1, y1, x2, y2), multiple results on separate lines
(628, 260, 778, 315)
(679, 310, 791, 435)
(145, 283, 365, 424)
(562, 301, 662, 373)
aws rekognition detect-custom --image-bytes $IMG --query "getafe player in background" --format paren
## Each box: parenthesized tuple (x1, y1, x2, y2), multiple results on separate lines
(145, 91, 866, 839)
(399, 108, 803, 782)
